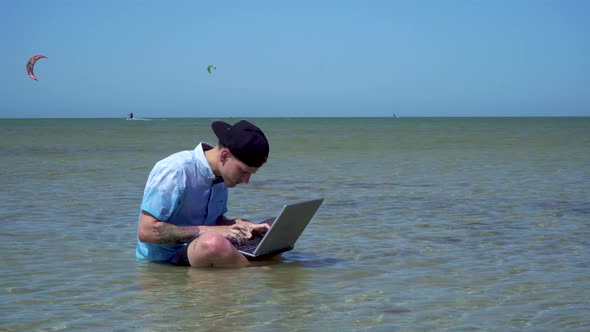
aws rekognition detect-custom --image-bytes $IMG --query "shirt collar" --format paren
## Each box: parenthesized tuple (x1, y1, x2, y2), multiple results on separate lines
(194, 142, 218, 182)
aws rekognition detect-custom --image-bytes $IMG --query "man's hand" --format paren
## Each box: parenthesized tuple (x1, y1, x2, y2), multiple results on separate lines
(223, 223, 251, 245)
(234, 218, 270, 238)
(214, 216, 272, 245)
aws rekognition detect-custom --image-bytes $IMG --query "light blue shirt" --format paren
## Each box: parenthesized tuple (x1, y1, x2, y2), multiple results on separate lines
(136, 143, 228, 262)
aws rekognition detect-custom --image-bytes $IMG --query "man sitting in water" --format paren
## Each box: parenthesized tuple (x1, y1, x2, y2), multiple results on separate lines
(135, 120, 272, 267)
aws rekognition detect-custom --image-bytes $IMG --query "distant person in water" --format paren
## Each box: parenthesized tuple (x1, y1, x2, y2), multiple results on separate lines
(128, 112, 134, 120)
(136, 120, 272, 267)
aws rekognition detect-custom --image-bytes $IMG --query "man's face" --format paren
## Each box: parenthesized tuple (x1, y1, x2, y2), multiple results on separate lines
(220, 149, 260, 188)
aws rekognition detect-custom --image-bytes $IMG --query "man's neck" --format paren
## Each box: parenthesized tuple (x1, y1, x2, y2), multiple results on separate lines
(204, 145, 221, 177)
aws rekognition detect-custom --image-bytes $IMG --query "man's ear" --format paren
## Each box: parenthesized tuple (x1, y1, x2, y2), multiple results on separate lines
(220, 148, 230, 164)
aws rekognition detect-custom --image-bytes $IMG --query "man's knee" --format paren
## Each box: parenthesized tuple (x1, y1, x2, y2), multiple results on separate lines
(187, 232, 248, 267)
(189, 232, 236, 262)
(195, 232, 232, 253)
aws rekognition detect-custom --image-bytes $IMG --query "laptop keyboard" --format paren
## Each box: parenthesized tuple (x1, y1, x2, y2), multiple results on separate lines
(232, 236, 263, 253)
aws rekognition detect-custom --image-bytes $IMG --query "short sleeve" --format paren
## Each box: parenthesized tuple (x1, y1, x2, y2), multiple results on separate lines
(140, 165, 186, 221)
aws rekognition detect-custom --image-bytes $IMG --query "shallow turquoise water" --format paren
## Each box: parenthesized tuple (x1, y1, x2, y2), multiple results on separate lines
(1, 117, 589, 331)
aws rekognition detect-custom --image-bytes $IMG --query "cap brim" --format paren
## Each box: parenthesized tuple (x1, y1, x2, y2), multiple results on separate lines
(211, 121, 231, 142)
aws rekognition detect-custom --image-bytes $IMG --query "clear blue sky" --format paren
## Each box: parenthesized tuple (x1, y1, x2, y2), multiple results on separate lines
(1, 0, 589, 118)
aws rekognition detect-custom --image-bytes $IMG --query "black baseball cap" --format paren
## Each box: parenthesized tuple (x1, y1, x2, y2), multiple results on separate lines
(211, 120, 269, 167)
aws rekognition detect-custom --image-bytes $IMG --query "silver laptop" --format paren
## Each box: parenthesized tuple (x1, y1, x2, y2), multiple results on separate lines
(233, 198, 324, 259)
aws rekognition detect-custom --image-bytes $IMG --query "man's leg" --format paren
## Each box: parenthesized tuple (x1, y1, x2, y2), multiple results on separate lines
(186, 232, 250, 268)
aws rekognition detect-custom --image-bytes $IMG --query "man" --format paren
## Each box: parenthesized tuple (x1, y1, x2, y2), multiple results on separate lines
(136, 120, 271, 267)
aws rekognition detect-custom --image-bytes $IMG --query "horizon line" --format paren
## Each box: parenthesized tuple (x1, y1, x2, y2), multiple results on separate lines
(2, 115, 589, 120)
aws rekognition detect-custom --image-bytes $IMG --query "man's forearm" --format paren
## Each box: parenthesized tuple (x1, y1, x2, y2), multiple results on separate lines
(152, 222, 201, 244)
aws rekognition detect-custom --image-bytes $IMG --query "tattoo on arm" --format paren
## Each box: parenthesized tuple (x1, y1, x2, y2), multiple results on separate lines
(153, 224, 200, 244)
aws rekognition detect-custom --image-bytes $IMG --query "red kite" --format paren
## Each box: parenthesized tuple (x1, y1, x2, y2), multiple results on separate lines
(26, 55, 47, 81)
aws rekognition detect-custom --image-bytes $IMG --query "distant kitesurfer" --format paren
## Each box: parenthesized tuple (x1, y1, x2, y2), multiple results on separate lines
(128, 112, 134, 120)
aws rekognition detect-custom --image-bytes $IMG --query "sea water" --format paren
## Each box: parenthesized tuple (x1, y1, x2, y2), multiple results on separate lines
(1, 117, 589, 331)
